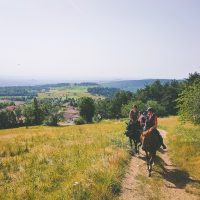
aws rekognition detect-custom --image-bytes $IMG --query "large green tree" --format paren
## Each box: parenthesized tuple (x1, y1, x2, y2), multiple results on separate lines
(178, 79, 200, 124)
(134, 80, 181, 115)
(42, 98, 64, 126)
(111, 91, 133, 118)
(0, 109, 17, 129)
(33, 97, 43, 125)
(79, 97, 95, 123)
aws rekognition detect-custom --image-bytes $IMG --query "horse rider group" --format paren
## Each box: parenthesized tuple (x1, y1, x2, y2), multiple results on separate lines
(128, 105, 167, 150)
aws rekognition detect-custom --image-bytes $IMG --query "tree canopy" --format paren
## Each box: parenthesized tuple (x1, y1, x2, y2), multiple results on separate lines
(178, 72, 200, 124)
(79, 97, 95, 123)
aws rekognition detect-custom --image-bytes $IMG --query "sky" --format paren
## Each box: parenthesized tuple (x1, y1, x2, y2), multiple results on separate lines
(0, 0, 200, 80)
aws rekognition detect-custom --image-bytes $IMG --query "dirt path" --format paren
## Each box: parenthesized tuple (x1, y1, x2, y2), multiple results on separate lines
(119, 130, 200, 200)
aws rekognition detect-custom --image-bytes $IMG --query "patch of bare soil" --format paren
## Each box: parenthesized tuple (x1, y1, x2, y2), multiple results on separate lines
(119, 130, 200, 200)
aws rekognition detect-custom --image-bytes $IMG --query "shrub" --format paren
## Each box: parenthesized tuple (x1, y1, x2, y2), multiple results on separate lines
(177, 80, 200, 124)
(78, 97, 95, 123)
(74, 117, 86, 125)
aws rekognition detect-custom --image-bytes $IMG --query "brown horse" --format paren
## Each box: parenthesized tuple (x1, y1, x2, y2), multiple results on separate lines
(140, 129, 161, 177)
(124, 121, 142, 154)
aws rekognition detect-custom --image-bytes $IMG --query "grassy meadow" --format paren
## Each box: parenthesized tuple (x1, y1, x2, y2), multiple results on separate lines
(159, 116, 200, 195)
(0, 120, 130, 200)
(159, 116, 200, 180)
(38, 86, 102, 99)
(1, 116, 199, 199)
(132, 116, 200, 198)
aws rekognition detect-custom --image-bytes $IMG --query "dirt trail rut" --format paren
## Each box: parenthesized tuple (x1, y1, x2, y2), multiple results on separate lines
(119, 130, 200, 200)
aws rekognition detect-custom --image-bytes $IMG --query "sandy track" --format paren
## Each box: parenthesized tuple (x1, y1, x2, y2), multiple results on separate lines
(119, 130, 200, 200)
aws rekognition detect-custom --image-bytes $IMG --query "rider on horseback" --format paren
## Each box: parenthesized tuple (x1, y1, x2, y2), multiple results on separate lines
(129, 104, 140, 129)
(124, 104, 141, 153)
(143, 107, 167, 149)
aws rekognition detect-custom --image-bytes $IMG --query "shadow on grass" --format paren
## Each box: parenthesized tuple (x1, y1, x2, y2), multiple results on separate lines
(155, 156, 200, 189)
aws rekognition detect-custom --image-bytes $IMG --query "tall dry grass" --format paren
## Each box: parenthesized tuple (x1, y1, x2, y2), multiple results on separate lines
(159, 116, 200, 180)
(0, 120, 130, 200)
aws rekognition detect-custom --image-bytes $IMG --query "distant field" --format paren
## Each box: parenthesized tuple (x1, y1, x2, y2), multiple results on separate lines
(0, 99, 25, 106)
(0, 120, 129, 199)
(0, 97, 25, 106)
(38, 86, 102, 99)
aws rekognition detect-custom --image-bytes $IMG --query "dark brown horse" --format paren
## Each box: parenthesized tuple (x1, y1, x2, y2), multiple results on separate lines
(140, 129, 161, 177)
(129, 129, 142, 154)
(124, 122, 142, 154)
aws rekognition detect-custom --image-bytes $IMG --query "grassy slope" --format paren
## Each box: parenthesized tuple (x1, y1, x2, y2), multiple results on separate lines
(126, 117, 200, 199)
(159, 116, 200, 195)
(159, 116, 200, 180)
(1, 116, 199, 199)
(0, 121, 130, 200)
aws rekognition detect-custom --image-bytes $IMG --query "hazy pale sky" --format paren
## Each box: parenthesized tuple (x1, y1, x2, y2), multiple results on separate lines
(0, 0, 200, 80)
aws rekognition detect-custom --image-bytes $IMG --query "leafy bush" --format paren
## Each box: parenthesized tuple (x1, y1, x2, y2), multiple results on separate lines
(44, 112, 64, 126)
(74, 117, 86, 125)
(78, 97, 95, 123)
(178, 80, 200, 124)
(0, 109, 18, 129)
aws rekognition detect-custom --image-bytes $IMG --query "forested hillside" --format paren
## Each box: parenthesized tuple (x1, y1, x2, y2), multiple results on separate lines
(101, 79, 176, 92)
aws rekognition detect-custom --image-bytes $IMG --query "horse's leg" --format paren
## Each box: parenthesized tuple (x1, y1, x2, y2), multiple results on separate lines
(129, 137, 133, 149)
(148, 152, 153, 177)
(134, 140, 138, 154)
(137, 141, 141, 154)
(145, 151, 153, 177)
(138, 142, 142, 154)
(136, 142, 139, 154)
(137, 134, 142, 154)
(145, 151, 150, 170)
(152, 151, 156, 165)
(148, 151, 156, 177)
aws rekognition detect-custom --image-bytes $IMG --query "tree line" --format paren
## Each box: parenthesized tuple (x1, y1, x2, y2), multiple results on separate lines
(78, 72, 200, 125)
(94, 80, 181, 119)
(87, 87, 120, 97)
(1, 72, 199, 128)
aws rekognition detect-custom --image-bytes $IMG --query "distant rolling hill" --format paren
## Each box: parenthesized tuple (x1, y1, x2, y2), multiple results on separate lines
(100, 79, 178, 92)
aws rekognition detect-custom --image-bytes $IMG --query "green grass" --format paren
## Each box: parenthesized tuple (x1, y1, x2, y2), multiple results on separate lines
(1, 116, 199, 199)
(159, 117, 200, 180)
(130, 116, 200, 199)
(38, 86, 102, 99)
(159, 116, 200, 195)
(0, 120, 130, 199)
(136, 171, 164, 200)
